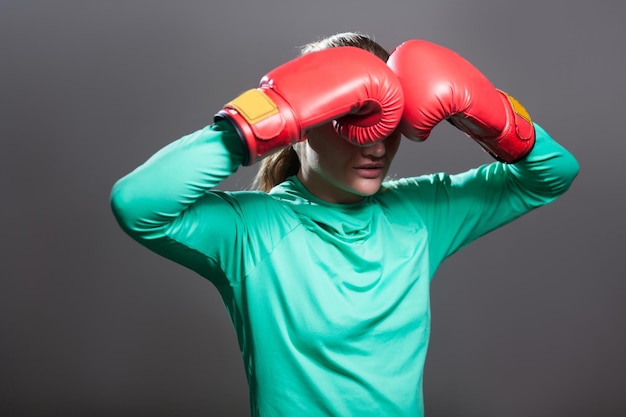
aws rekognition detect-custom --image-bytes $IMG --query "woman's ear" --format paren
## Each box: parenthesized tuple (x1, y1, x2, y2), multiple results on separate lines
(292, 141, 306, 156)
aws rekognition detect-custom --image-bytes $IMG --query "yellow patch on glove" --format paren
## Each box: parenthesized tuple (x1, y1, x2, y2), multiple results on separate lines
(226, 89, 279, 125)
(503, 92, 532, 125)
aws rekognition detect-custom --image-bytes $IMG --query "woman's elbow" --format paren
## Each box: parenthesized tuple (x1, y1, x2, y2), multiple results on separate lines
(110, 177, 147, 236)
(110, 179, 133, 230)
(552, 149, 580, 196)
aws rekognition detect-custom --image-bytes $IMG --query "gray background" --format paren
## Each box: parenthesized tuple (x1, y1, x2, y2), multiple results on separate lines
(1, 1, 624, 416)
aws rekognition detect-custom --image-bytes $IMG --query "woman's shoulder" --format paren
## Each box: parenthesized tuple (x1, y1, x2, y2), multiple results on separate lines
(380, 173, 452, 194)
(206, 188, 291, 214)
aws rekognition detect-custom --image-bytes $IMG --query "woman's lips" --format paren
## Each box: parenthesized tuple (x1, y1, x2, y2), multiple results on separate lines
(353, 164, 385, 179)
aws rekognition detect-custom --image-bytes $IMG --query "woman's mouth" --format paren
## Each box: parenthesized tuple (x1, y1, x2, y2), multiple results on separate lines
(353, 164, 385, 179)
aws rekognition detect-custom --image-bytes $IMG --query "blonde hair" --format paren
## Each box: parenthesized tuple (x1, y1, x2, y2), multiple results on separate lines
(252, 32, 391, 192)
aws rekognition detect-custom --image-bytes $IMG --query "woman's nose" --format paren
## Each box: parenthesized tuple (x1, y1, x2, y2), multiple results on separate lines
(362, 140, 386, 158)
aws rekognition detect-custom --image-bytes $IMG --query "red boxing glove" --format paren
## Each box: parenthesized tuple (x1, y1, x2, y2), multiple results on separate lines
(216, 47, 405, 165)
(387, 40, 535, 163)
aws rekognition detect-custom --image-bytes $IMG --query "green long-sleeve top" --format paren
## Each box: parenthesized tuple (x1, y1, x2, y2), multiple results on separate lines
(111, 120, 579, 417)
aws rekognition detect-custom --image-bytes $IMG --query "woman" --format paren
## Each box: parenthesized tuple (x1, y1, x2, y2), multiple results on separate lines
(111, 32, 579, 417)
